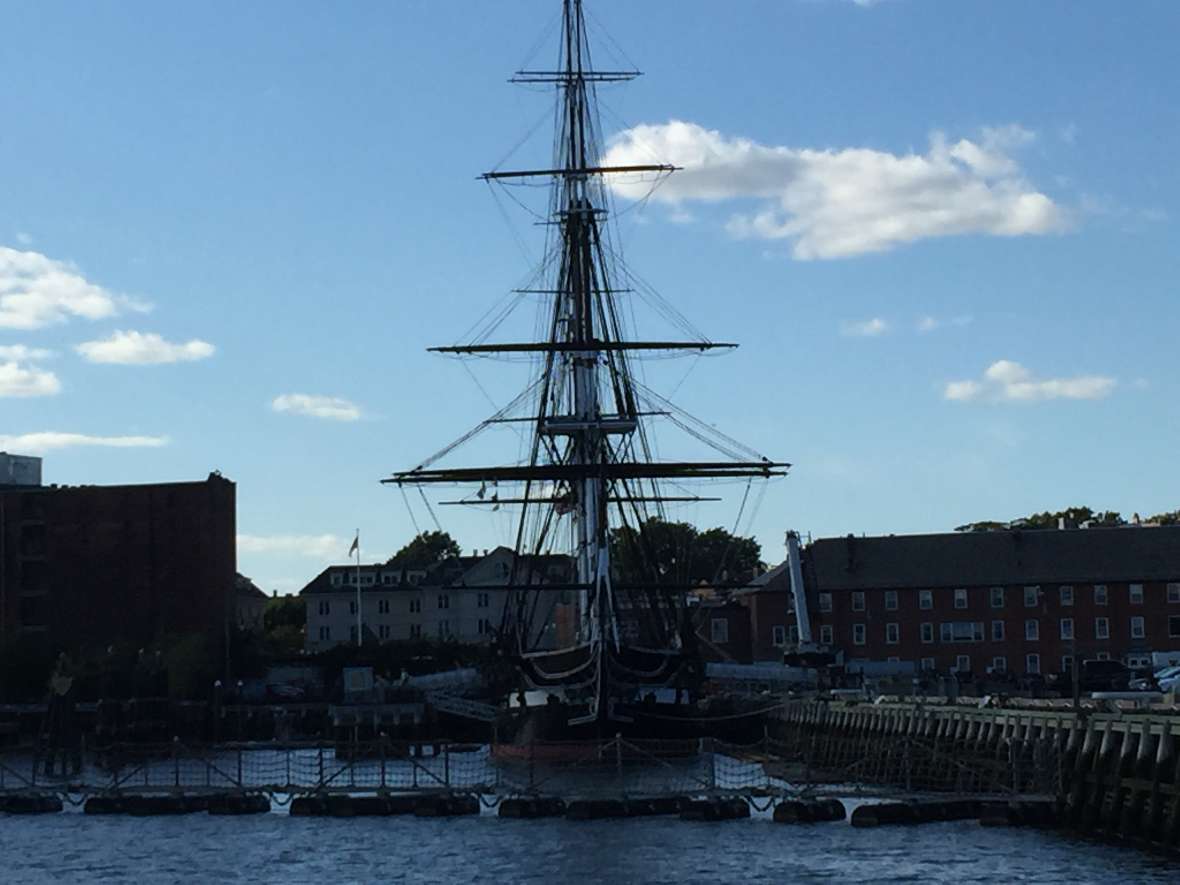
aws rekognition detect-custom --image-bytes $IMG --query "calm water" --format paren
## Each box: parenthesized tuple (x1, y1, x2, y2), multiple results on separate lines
(0, 803, 1174, 884)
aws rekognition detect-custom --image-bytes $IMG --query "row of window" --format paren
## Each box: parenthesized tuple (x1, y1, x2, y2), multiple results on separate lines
(847, 615, 1164, 646)
(819, 583, 1180, 613)
(315, 593, 492, 617)
(316, 618, 496, 643)
(331, 571, 424, 587)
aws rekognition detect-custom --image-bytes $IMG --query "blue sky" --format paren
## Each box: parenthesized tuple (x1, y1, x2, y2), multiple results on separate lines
(2, 0, 1177, 593)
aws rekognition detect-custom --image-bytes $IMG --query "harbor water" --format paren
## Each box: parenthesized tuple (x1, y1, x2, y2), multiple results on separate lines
(0, 804, 1174, 884)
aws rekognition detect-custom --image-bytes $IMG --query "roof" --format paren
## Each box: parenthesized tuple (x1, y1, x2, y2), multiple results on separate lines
(235, 573, 267, 599)
(805, 526, 1180, 591)
(742, 560, 790, 592)
(297, 546, 571, 596)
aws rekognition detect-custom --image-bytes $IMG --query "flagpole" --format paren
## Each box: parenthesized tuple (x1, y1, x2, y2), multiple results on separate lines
(355, 529, 362, 648)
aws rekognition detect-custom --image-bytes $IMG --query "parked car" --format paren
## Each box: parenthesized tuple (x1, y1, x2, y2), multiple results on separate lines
(1077, 659, 1132, 693)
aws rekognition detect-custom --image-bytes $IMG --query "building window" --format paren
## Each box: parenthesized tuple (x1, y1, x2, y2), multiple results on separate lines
(350, 625, 357, 642)
(919, 590, 933, 610)
(409, 624, 422, 639)
(1130, 616, 1145, 640)
(1170, 616, 1180, 638)
(1094, 584, 1108, 606)
(1025, 619, 1039, 641)
(438, 594, 450, 610)
(1129, 584, 1144, 605)
(853, 623, 866, 646)
(409, 598, 421, 614)
(920, 622, 934, 644)
(318, 626, 330, 641)
(438, 620, 450, 638)
(349, 600, 357, 616)
(920, 657, 936, 671)
(1023, 586, 1039, 608)
(884, 590, 898, 611)
(1059, 585, 1074, 606)
(318, 600, 330, 616)
(955, 655, 971, 673)
(819, 625, 833, 644)
(1059, 618, 1073, 640)
(361, 574, 374, 586)
(331, 574, 342, 586)
(382, 573, 394, 585)
(1095, 617, 1110, 640)
(711, 618, 729, 644)
(378, 599, 390, 615)
(772, 625, 786, 647)
(954, 588, 968, 610)
(477, 592, 490, 608)
(477, 618, 493, 636)
(940, 621, 984, 643)
(1096, 651, 1110, 662)
(852, 592, 865, 612)
(787, 625, 799, 644)
(378, 624, 391, 640)
(991, 620, 1005, 641)
(1026, 653, 1041, 675)
(992, 657, 1007, 673)
(1169, 584, 1180, 604)
(990, 587, 1004, 609)
(885, 623, 899, 645)
(818, 593, 832, 613)
(1062, 655, 1073, 673)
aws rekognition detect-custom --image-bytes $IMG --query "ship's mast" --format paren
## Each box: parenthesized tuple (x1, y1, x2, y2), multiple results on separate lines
(560, 0, 608, 646)
(384, 0, 789, 715)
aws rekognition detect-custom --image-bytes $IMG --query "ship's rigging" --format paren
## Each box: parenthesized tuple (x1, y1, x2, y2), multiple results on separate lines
(385, 0, 788, 724)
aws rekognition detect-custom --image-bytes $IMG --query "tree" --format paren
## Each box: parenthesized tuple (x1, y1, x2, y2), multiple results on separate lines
(387, 531, 462, 568)
(264, 595, 305, 632)
(1146, 510, 1180, 526)
(609, 518, 762, 586)
(956, 507, 1127, 532)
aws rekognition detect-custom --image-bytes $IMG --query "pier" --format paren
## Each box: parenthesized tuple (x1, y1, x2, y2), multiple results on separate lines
(0, 696, 1177, 854)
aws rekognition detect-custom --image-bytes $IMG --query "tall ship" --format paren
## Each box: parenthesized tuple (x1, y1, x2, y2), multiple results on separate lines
(385, 0, 788, 741)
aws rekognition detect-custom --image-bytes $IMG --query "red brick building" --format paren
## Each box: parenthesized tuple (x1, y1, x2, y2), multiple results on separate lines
(0, 470, 236, 655)
(742, 527, 1180, 676)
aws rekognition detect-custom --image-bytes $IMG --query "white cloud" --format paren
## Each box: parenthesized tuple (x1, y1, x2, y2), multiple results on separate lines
(0, 344, 55, 361)
(602, 121, 1066, 259)
(945, 359, 1116, 403)
(0, 361, 61, 397)
(916, 315, 973, 333)
(0, 432, 168, 453)
(237, 534, 345, 558)
(841, 317, 889, 337)
(0, 246, 150, 330)
(272, 393, 362, 422)
(76, 330, 215, 365)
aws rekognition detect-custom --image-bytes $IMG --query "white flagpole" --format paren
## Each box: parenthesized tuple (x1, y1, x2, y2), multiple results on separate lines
(355, 529, 362, 647)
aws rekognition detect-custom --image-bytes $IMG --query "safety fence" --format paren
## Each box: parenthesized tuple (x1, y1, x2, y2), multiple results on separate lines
(0, 738, 786, 801)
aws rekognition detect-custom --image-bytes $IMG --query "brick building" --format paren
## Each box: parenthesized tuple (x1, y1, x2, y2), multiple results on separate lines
(742, 527, 1180, 676)
(0, 459, 236, 655)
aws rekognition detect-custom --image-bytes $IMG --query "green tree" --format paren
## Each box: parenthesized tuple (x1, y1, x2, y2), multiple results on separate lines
(264, 595, 305, 632)
(388, 531, 462, 568)
(1146, 510, 1180, 526)
(610, 518, 761, 586)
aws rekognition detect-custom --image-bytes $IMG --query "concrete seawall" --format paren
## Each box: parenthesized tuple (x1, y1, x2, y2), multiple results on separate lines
(771, 698, 1180, 852)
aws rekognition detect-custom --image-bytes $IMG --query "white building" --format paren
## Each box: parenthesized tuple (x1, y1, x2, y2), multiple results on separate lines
(300, 546, 570, 652)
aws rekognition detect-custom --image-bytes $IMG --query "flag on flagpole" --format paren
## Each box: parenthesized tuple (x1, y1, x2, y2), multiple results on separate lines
(348, 532, 359, 557)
